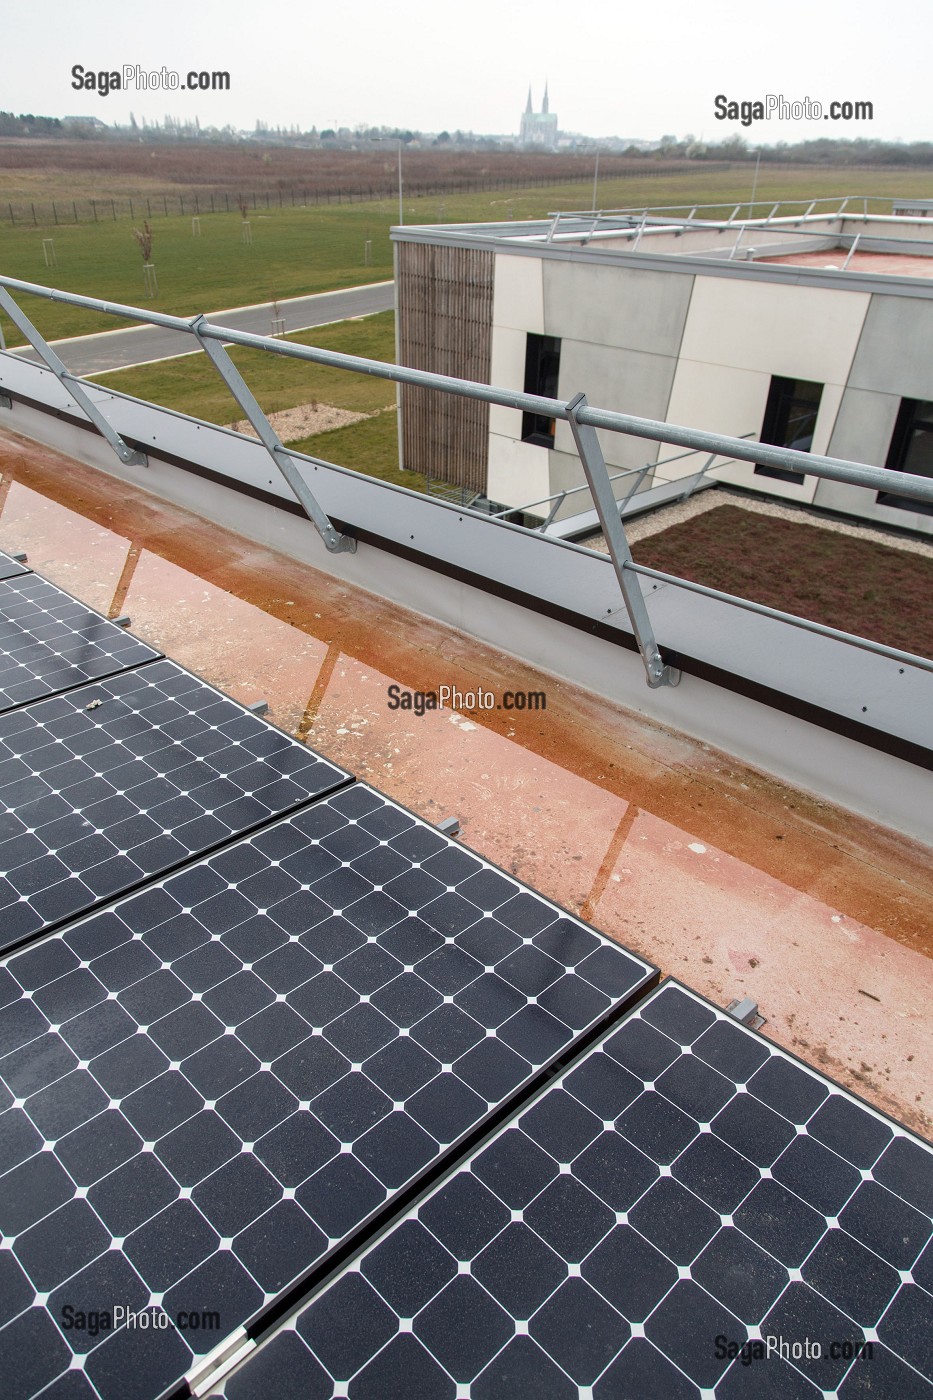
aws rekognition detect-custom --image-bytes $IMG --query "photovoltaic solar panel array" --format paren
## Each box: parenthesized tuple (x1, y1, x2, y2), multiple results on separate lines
(0, 574, 160, 714)
(0, 660, 349, 948)
(215, 983, 933, 1400)
(0, 563, 930, 1400)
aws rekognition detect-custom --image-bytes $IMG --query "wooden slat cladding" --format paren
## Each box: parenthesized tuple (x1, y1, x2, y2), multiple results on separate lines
(397, 242, 494, 493)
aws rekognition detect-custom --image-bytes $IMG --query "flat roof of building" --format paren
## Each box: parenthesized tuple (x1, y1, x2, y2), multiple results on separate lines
(2, 423, 931, 1141)
(758, 249, 933, 278)
(395, 199, 933, 292)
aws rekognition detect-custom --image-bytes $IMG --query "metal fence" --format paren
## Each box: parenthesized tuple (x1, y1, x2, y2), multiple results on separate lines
(1, 272, 931, 690)
(0, 165, 725, 229)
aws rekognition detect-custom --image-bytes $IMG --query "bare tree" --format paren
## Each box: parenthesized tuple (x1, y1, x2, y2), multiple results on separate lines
(132, 221, 154, 263)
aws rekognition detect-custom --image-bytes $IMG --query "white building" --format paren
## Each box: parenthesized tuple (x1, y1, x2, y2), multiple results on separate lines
(393, 199, 933, 538)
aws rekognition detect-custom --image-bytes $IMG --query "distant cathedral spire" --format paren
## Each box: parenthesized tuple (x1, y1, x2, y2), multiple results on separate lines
(520, 83, 558, 150)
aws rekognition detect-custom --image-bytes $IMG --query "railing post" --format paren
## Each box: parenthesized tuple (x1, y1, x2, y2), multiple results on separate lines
(681, 452, 719, 500)
(565, 392, 679, 689)
(189, 316, 355, 555)
(0, 286, 147, 467)
(841, 233, 861, 272)
(536, 491, 567, 532)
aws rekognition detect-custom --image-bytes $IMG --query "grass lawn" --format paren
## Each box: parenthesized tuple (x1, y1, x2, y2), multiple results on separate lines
(95, 307, 417, 493)
(632, 503, 933, 658)
(1, 164, 931, 345)
(93, 310, 398, 422)
(290, 412, 416, 492)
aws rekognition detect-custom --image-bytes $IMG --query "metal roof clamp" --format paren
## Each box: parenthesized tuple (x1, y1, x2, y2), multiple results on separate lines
(565, 391, 680, 689)
(189, 313, 356, 555)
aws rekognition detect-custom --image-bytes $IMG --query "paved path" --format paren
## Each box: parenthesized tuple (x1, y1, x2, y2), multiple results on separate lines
(9, 281, 395, 377)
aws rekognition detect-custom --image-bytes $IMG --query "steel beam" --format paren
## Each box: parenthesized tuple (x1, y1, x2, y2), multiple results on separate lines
(566, 392, 679, 689)
(0, 286, 147, 467)
(190, 315, 355, 555)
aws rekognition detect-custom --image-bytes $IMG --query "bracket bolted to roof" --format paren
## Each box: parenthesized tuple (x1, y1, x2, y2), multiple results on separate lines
(726, 996, 766, 1030)
(0, 285, 148, 468)
(565, 392, 679, 689)
(189, 314, 356, 555)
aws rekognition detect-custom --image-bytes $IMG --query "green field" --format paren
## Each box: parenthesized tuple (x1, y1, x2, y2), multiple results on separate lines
(2, 164, 932, 346)
(95, 311, 398, 421)
(94, 308, 408, 486)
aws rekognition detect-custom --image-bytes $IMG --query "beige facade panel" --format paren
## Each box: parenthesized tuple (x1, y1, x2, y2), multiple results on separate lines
(493, 254, 545, 334)
(487, 433, 550, 509)
(541, 259, 694, 357)
(847, 295, 933, 399)
(678, 275, 871, 385)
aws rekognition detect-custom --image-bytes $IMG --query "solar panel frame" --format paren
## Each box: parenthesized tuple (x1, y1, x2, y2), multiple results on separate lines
(0, 572, 161, 715)
(0, 551, 29, 582)
(214, 979, 933, 1400)
(0, 658, 352, 954)
(0, 784, 658, 1400)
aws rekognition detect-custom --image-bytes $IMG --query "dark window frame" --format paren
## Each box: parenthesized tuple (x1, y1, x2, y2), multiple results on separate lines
(877, 398, 933, 517)
(521, 333, 561, 447)
(754, 375, 824, 485)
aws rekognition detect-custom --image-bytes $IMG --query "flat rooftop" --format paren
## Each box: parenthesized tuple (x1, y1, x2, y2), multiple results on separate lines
(399, 200, 933, 290)
(761, 249, 933, 278)
(2, 422, 930, 1142)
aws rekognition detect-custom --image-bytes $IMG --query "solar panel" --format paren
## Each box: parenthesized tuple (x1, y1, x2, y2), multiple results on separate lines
(0, 573, 160, 714)
(0, 660, 351, 950)
(217, 981, 933, 1400)
(0, 551, 29, 582)
(0, 785, 656, 1400)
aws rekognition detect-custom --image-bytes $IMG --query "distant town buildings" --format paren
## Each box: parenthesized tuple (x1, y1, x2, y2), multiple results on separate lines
(520, 85, 558, 150)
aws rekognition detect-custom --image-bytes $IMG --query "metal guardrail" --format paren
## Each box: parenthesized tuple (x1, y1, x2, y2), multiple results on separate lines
(1, 273, 931, 689)
(544, 195, 879, 230)
(490, 435, 758, 527)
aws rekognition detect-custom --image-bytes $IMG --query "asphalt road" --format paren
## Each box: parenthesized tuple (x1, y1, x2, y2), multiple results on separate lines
(9, 281, 395, 377)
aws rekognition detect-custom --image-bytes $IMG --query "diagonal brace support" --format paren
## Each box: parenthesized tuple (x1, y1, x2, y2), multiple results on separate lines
(0, 286, 147, 467)
(566, 392, 679, 689)
(190, 315, 355, 554)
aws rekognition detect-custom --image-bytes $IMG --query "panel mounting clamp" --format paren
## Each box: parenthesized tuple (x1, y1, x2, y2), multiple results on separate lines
(726, 996, 766, 1030)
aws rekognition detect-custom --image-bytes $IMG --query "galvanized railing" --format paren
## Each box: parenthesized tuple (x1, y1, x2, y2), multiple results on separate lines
(542, 195, 883, 240)
(1, 273, 932, 690)
(489, 436, 758, 528)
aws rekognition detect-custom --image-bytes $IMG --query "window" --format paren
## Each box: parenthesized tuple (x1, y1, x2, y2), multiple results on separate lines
(877, 399, 933, 517)
(521, 333, 561, 446)
(754, 376, 823, 484)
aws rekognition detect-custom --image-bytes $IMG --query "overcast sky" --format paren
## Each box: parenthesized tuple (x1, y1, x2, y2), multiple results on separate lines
(5, 0, 928, 143)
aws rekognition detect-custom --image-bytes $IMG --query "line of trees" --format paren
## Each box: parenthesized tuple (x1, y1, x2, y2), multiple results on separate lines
(2, 111, 932, 167)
